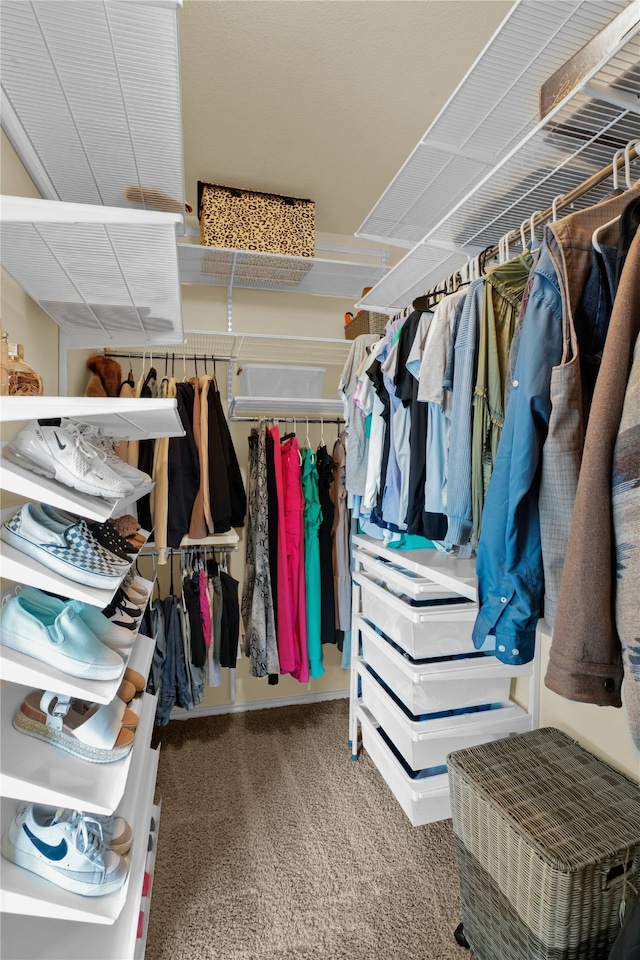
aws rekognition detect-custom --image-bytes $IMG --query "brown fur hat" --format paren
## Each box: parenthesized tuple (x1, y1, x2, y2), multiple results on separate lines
(86, 354, 122, 398)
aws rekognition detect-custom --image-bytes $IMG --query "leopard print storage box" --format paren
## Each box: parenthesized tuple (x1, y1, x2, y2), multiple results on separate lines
(197, 181, 315, 257)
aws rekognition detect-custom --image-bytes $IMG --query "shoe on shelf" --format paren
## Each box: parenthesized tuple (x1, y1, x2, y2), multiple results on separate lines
(38, 504, 131, 571)
(72, 422, 153, 488)
(124, 667, 147, 693)
(116, 679, 137, 703)
(13, 690, 135, 763)
(110, 514, 141, 539)
(2, 420, 135, 500)
(1, 804, 128, 897)
(89, 521, 138, 561)
(0, 591, 124, 681)
(89, 812, 133, 856)
(121, 574, 150, 606)
(16, 586, 136, 651)
(71, 695, 139, 732)
(0, 503, 128, 590)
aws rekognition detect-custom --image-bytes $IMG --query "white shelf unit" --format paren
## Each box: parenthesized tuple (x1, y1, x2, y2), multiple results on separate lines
(0, 750, 161, 957)
(349, 543, 538, 827)
(0, 396, 178, 952)
(0, 0, 186, 231)
(357, 1, 640, 310)
(177, 242, 388, 299)
(0, 197, 185, 347)
(229, 396, 344, 418)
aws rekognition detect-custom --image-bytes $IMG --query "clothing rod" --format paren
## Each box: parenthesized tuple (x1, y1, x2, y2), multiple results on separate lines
(408, 143, 639, 314)
(481, 142, 638, 264)
(230, 416, 344, 424)
(103, 350, 235, 363)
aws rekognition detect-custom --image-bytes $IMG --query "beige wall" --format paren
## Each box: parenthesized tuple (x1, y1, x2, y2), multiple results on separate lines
(2, 130, 638, 778)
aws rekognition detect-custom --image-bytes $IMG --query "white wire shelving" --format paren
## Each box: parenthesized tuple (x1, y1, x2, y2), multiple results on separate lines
(177, 242, 388, 299)
(357, 0, 640, 311)
(0, 0, 186, 232)
(357, 0, 635, 249)
(0, 197, 185, 347)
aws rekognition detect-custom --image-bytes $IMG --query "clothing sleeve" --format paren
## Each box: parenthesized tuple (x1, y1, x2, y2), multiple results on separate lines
(445, 281, 483, 546)
(471, 255, 564, 664)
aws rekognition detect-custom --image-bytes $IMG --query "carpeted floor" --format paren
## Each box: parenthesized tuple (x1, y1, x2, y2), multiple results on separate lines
(146, 698, 468, 960)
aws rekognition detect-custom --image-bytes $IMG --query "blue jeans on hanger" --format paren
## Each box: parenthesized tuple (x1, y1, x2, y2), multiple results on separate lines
(157, 595, 193, 725)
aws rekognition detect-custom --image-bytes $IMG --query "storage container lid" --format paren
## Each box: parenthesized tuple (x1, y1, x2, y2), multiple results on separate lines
(448, 727, 640, 870)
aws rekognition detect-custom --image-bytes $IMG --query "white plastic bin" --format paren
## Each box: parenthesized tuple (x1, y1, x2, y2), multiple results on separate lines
(357, 617, 513, 714)
(359, 667, 531, 771)
(356, 572, 477, 659)
(358, 706, 451, 826)
(238, 363, 325, 398)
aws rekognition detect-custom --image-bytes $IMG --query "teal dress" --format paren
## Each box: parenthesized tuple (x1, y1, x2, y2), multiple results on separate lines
(301, 448, 324, 678)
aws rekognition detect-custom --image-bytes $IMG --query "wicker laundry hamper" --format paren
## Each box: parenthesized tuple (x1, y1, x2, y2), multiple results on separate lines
(344, 310, 388, 340)
(447, 727, 640, 960)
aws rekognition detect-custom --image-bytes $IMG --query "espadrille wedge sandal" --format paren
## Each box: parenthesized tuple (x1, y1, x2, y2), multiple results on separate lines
(13, 691, 134, 763)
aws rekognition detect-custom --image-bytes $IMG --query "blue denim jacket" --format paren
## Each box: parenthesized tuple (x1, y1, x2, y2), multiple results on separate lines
(472, 241, 564, 664)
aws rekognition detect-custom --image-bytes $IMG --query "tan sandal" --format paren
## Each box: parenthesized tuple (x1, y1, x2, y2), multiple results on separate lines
(14, 691, 134, 763)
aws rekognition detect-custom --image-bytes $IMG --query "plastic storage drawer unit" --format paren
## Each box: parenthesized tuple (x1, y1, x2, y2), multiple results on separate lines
(238, 363, 325, 399)
(356, 573, 478, 659)
(359, 668, 532, 771)
(358, 706, 451, 826)
(357, 617, 512, 714)
(448, 727, 640, 960)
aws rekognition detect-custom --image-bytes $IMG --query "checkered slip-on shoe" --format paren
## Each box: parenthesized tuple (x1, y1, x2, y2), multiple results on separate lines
(1, 502, 128, 589)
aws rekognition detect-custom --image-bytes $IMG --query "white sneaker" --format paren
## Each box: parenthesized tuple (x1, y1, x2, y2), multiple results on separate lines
(3, 420, 135, 499)
(1, 804, 128, 897)
(72, 423, 152, 488)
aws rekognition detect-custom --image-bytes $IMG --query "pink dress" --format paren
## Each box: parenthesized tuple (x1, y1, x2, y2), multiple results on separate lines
(269, 426, 298, 675)
(281, 436, 309, 683)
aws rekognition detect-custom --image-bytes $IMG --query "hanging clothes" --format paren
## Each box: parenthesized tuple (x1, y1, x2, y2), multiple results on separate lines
(188, 376, 208, 540)
(338, 334, 380, 501)
(136, 365, 158, 532)
(282, 434, 308, 682)
(219, 570, 240, 669)
(198, 374, 215, 534)
(242, 427, 279, 677)
(471, 249, 534, 547)
(316, 443, 336, 645)
(207, 381, 247, 533)
(268, 425, 297, 675)
(546, 226, 640, 723)
(167, 381, 201, 549)
(301, 447, 323, 678)
(151, 376, 177, 563)
(331, 437, 351, 632)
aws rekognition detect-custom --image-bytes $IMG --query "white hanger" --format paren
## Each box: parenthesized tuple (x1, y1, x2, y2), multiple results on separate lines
(551, 195, 564, 222)
(520, 219, 529, 250)
(320, 416, 325, 448)
(611, 148, 623, 191)
(305, 417, 311, 450)
(624, 139, 639, 190)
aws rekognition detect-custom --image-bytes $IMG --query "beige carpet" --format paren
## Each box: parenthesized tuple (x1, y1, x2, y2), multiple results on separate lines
(146, 698, 468, 960)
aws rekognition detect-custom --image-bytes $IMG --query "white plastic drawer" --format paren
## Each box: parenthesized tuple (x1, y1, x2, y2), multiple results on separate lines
(357, 616, 513, 715)
(354, 549, 460, 601)
(356, 572, 478, 659)
(359, 667, 532, 771)
(358, 706, 451, 826)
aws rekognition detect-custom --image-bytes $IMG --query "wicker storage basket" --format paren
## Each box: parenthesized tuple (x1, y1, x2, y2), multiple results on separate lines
(344, 310, 388, 340)
(448, 727, 640, 960)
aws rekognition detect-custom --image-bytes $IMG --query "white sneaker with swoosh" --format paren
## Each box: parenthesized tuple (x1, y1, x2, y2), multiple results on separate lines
(1, 803, 128, 896)
(3, 420, 135, 499)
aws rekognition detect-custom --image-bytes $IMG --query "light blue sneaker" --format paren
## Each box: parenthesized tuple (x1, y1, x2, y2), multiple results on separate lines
(0, 592, 124, 680)
(18, 586, 134, 653)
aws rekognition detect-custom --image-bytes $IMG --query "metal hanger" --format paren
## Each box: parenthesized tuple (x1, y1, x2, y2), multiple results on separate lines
(624, 139, 639, 190)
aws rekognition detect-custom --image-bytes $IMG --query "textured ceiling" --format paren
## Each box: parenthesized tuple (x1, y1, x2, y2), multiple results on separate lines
(179, 0, 514, 240)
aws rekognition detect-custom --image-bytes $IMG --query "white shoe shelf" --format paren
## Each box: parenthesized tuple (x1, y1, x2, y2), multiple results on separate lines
(0, 444, 154, 524)
(0, 400, 179, 945)
(133, 800, 162, 960)
(349, 542, 540, 826)
(0, 578, 154, 705)
(0, 741, 161, 956)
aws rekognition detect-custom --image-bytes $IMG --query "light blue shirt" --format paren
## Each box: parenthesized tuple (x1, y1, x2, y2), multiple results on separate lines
(445, 279, 484, 546)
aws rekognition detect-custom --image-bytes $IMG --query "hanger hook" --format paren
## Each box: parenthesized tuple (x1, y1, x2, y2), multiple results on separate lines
(530, 211, 543, 243)
(520, 220, 528, 249)
(624, 139, 638, 190)
(552, 194, 563, 222)
(306, 416, 311, 449)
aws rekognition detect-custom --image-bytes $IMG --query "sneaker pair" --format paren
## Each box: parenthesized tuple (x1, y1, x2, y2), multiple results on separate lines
(1, 502, 129, 589)
(1, 803, 129, 897)
(0, 587, 126, 680)
(2, 419, 149, 501)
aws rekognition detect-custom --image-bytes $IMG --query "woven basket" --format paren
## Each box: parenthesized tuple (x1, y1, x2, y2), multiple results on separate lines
(448, 727, 640, 960)
(344, 310, 388, 340)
